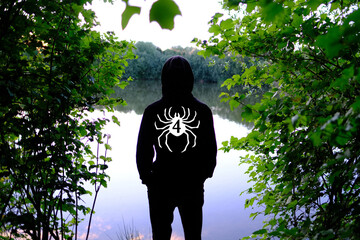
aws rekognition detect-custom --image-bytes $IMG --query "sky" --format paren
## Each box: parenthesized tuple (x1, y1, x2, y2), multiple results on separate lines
(87, 0, 226, 50)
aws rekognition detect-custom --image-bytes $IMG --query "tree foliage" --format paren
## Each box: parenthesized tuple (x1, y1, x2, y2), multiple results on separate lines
(122, 41, 246, 83)
(0, 0, 134, 238)
(197, 0, 360, 239)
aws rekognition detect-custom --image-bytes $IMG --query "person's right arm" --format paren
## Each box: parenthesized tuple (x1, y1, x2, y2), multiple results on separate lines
(136, 108, 154, 185)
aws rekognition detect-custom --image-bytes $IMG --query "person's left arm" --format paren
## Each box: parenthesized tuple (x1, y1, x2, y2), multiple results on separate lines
(202, 107, 217, 180)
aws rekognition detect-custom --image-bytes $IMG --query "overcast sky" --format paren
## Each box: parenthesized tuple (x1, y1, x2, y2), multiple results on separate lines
(87, 0, 225, 50)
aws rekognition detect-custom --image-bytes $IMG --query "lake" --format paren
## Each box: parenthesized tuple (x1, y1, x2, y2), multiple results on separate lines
(77, 81, 264, 240)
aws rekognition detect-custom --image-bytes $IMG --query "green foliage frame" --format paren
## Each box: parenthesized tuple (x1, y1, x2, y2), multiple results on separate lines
(2, 0, 360, 239)
(197, 0, 360, 239)
(0, 0, 134, 239)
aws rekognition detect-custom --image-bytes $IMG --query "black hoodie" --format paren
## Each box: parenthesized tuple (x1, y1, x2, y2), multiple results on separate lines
(136, 56, 217, 192)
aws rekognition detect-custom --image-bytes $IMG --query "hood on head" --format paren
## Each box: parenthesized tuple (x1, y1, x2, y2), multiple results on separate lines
(161, 56, 194, 98)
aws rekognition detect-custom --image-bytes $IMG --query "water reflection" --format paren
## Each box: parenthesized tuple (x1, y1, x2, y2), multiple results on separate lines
(79, 82, 264, 240)
(112, 81, 257, 129)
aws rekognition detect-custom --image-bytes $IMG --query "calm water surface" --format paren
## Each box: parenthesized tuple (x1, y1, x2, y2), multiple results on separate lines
(78, 82, 264, 240)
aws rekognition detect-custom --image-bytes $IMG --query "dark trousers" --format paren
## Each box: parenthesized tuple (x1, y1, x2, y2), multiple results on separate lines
(147, 186, 204, 240)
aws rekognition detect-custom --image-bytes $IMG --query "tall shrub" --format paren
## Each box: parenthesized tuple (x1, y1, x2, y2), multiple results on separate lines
(0, 0, 134, 238)
(197, 0, 360, 239)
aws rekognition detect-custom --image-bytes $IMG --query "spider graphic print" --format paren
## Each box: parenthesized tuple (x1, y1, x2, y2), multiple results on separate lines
(154, 106, 200, 153)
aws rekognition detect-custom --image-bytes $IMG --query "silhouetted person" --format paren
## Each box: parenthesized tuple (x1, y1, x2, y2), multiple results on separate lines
(136, 56, 217, 240)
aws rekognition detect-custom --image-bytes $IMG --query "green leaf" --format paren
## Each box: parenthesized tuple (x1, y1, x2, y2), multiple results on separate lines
(149, 0, 181, 30)
(78, 126, 87, 136)
(208, 24, 221, 35)
(269, 218, 277, 226)
(253, 229, 267, 235)
(121, 1, 141, 29)
(330, 65, 354, 90)
(261, 2, 285, 24)
(263, 91, 274, 99)
(241, 105, 260, 122)
(211, 12, 224, 23)
(225, 0, 242, 9)
(100, 179, 108, 188)
(229, 98, 240, 111)
(245, 197, 256, 208)
(112, 115, 120, 126)
(310, 131, 322, 146)
(344, 8, 360, 29)
(104, 143, 112, 150)
(291, 13, 303, 28)
(315, 26, 343, 59)
(118, 80, 129, 89)
(81, 9, 96, 26)
(287, 200, 298, 209)
(307, 0, 322, 11)
(351, 96, 360, 111)
(100, 164, 109, 170)
(335, 135, 348, 146)
(220, 19, 234, 30)
(246, 1, 257, 13)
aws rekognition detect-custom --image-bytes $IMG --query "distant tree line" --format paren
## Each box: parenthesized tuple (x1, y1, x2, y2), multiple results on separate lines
(121, 41, 248, 83)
